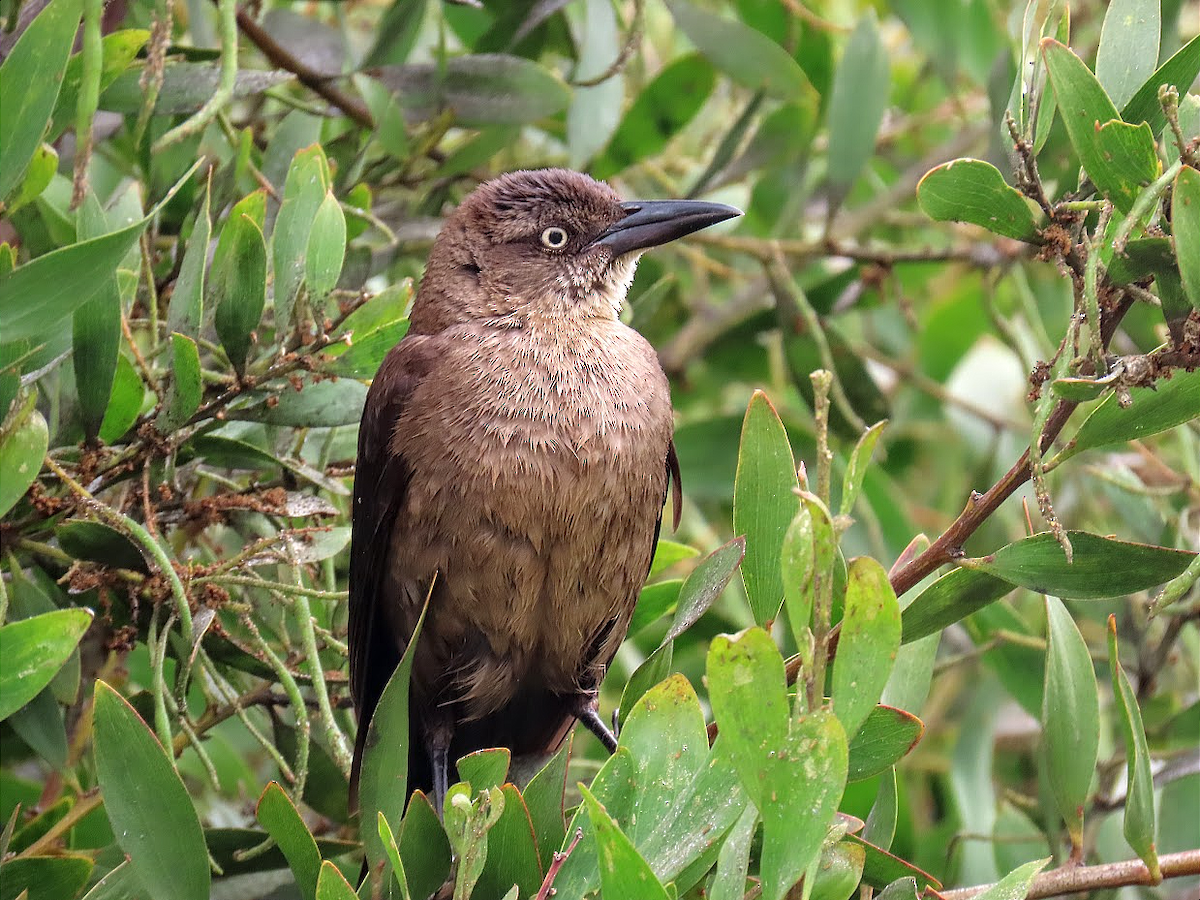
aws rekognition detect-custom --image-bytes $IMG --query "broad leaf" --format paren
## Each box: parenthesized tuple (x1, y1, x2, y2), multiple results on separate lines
(917, 159, 1040, 241)
(0, 610, 93, 721)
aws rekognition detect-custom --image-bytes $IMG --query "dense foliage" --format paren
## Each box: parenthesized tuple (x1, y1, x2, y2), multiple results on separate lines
(0, 0, 1197, 899)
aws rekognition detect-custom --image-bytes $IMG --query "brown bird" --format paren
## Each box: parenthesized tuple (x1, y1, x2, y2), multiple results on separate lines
(348, 168, 739, 810)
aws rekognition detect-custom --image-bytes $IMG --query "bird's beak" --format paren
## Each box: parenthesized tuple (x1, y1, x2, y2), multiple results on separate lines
(591, 199, 742, 257)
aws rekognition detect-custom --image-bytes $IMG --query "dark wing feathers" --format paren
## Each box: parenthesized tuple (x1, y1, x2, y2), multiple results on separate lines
(347, 340, 430, 807)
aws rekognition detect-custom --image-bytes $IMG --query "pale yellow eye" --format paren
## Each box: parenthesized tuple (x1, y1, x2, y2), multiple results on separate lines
(541, 226, 569, 249)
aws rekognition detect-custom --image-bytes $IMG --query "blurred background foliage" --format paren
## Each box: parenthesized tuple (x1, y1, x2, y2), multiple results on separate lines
(0, 0, 1198, 897)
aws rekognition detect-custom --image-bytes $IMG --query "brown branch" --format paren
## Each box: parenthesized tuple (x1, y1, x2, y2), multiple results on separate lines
(229, 4, 373, 129)
(938, 848, 1200, 900)
(889, 296, 1134, 598)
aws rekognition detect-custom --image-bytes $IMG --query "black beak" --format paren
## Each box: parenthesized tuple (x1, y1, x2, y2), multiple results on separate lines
(591, 199, 742, 257)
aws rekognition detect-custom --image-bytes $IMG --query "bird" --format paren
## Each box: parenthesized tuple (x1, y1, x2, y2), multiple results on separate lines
(347, 168, 740, 813)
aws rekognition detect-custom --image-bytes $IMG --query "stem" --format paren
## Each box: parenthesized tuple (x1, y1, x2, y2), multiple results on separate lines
(153, 0, 238, 151)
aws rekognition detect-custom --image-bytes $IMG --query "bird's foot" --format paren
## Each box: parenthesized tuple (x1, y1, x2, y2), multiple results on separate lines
(574, 694, 618, 753)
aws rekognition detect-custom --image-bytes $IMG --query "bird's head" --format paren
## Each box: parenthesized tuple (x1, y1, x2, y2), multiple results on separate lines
(411, 169, 740, 332)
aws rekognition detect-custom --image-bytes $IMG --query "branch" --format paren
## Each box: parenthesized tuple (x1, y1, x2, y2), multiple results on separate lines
(230, 4, 373, 129)
(938, 848, 1200, 900)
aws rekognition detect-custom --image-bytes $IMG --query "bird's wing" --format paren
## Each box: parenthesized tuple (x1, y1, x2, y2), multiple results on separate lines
(347, 336, 435, 805)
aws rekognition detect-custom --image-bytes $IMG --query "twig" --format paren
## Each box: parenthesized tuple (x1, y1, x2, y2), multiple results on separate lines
(939, 848, 1200, 899)
(572, 0, 643, 87)
(534, 828, 585, 900)
(154, 0, 238, 150)
(231, 4, 373, 128)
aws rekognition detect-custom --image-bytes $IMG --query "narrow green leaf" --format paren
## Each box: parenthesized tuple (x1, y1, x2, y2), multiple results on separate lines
(314, 860, 358, 900)
(71, 194, 121, 442)
(567, 0, 623, 167)
(663, 536, 745, 644)
(733, 391, 799, 626)
(156, 334, 203, 434)
(0, 0, 83, 200)
(839, 420, 888, 518)
(832, 558, 902, 740)
(0, 610, 92, 721)
(6, 143, 58, 215)
(847, 705, 923, 783)
(619, 641, 673, 724)
(917, 159, 1040, 241)
(273, 145, 331, 339)
(592, 55, 715, 181)
(781, 498, 816, 650)
(101, 62, 294, 114)
(902, 567, 1015, 643)
(863, 767, 898, 850)
(211, 190, 267, 374)
(649, 539, 701, 580)
(522, 740, 570, 870)
(230, 378, 369, 428)
(847, 833, 941, 891)
(359, 606, 427, 880)
(826, 11, 891, 202)
(1172, 166, 1200, 310)
(1041, 596, 1099, 848)
(1063, 367, 1200, 459)
(1107, 616, 1161, 879)
(257, 782, 322, 900)
(808, 841, 865, 900)
(475, 784, 543, 900)
(377, 812, 411, 900)
(629, 579, 684, 636)
(50, 29, 150, 142)
(1041, 39, 1159, 212)
(456, 747, 510, 791)
(1120, 34, 1200, 132)
(582, 785, 671, 900)
(964, 531, 1196, 599)
(305, 192, 347, 302)
(0, 396, 48, 518)
(92, 680, 210, 900)
(97, 353, 145, 444)
(167, 177, 211, 339)
(1095, 0, 1160, 109)
(666, 1, 813, 101)
(708, 805, 758, 900)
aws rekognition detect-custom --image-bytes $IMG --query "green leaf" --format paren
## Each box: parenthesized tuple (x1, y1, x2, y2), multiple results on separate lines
(1063, 367, 1200, 460)
(305, 192, 346, 302)
(211, 190, 267, 374)
(97, 353, 145, 444)
(917, 159, 1041, 241)
(0, 394, 48, 518)
(314, 860, 358, 900)
(0, 610, 92, 721)
(964, 531, 1195, 600)
(522, 741, 569, 869)
(808, 841, 865, 900)
(619, 641, 674, 724)
(273, 145, 331, 339)
(1172, 166, 1200, 311)
(457, 747, 510, 791)
(474, 784, 543, 900)
(566, 0, 622, 167)
(377, 812, 411, 900)
(707, 629, 847, 900)
(397, 792, 451, 900)
(1120, 34, 1200, 133)
(733, 391, 799, 626)
(1041, 39, 1159, 212)
(832, 557, 902, 740)
(359, 606, 426, 880)
(901, 567, 1015, 644)
(1041, 596, 1099, 848)
(167, 176, 211, 339)
(707, 805, 757, 900)
(6, 143, 58, 215)
(863, 767, 897, 849)
(781, 498, 816, 647)
(826, 11, 891, 202)
(629, 579, 684, 636)
(0, 0, 82, 201)
(257, 782, 321, 900)
(1107, 617, 1161, 879)
(582, 785, 671, 900)
(0, 855, 93, 900)
(969, 857, 1050, 900)
(839, 420, 887, 518)
(649, 539, 701, 580)
(100, 62, 294, 114)
(1095, 0, 1160, 110)
(156, 334, 203, 434)
(92, 680, 210, 900)
(72, 195, 122, 442)
(230, 378, 369, 428)
(592, 54, 715, 181)
(847, 834, 941, 891)
(375, 55, 570, 126)
(666, 1, 813, 101)
(847, 705, 923, 783)
(663, 536, 745, 644)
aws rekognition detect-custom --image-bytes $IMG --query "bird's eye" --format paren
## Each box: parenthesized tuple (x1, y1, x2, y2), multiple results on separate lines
(540, 226, 569, 249)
